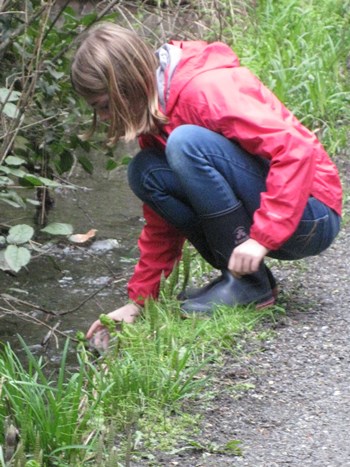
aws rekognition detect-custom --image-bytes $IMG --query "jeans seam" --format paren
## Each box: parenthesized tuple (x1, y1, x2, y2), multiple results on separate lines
(199, 202, 243, 220)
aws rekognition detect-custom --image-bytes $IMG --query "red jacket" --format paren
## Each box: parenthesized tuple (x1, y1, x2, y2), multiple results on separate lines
(127, 40, 342, 304)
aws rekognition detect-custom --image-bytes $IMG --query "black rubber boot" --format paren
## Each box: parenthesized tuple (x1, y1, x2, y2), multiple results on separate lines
(179, 265, 277, 301)
(176, 225, 221, 301)
(181, 203, 275, 314)
(184, 228, 220, 269)
(177, 273, 224, 301)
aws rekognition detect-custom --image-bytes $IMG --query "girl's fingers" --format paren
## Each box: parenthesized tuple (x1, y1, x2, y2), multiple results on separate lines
(86, 320, 103, 339)
(89, 329, 110, 352)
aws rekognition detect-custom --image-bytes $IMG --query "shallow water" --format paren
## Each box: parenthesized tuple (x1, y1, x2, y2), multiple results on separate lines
(0, 141, 143, 361)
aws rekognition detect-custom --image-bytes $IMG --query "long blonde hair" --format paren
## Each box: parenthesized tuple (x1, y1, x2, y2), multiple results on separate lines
(71, 23, 167, 144)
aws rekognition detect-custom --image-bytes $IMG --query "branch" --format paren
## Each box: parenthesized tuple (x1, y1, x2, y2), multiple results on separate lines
(0, 305, 77, 342)
(50, 0, 122, 65)
(0, 4, 47, 56)
(0, 276, 125, 317)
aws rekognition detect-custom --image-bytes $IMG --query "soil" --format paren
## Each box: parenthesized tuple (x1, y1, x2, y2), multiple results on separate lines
(149, 203, 350, 464)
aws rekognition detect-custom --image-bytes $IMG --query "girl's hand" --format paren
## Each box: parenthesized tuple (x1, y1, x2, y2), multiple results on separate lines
(86, 303, 141, 351)
(228, 238, 269, 277)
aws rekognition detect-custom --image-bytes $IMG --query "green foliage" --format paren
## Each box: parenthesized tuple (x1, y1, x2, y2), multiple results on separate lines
(0, 338, 108, 465)
(0, 88, 21, 119)
(0, 222, 74, 273)
(0, 3, 95, 174)
(40, 222, 73, 236)
(216, 0, 350, 153)
(0, 1, 119, 271)
(0, 295, 279, 465)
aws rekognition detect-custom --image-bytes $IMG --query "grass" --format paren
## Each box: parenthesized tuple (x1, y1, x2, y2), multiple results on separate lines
(211, 0, 350, 154)
(0, 257, 279, 465)
(1, 0, 350, 465)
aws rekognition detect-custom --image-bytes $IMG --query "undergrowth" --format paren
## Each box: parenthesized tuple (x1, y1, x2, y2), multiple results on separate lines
(0, 246, 280, 466)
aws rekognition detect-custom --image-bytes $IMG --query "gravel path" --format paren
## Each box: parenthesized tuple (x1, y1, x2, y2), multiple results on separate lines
(164, 224, 350, 467)
(220, 228, 350, 466)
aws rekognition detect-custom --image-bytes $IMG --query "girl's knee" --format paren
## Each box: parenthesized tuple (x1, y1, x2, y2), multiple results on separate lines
(127, 152, 144, 195)
(166, 125, 204, 170)
(128, 149, 158, 197)
(167, 124, 203, 150)
(128, 148, 169, 200)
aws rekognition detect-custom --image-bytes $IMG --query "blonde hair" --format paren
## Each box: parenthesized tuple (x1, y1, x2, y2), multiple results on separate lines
(71, 23, 167, 144)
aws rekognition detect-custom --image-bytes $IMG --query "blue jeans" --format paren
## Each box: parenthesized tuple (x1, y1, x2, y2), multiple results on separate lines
(128, 125, 340, 262)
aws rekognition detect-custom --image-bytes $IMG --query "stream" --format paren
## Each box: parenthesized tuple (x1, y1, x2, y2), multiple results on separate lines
(0, 141, 143, 363)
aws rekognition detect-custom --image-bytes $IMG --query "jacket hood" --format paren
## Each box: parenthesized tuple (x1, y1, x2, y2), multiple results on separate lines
(156, 40, 240, 114)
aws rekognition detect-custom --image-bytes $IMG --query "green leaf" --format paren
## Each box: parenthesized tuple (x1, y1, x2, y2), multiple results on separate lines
(26, 198, 41, 206)
(41, 223, 73, 235)
(25, 460, 41, 467)
(22, 175, 43, 186)
(0, 191, 26, 208)
(120, 155, 132, 165)
(63, 5, 77, 17)
(47, 67, 65, 80)
(76, 137, 91, 152)
(5, 156, 25, 165)
(23, 175, 61, 187)
(7, 224, 34, 245)
(2, 102, 19, 118)
(0, 165, 27, 177)
(80, 13, 97, 25)
(106, 159, 118, 171)
(4, 245, 31, 272)
(6, 167, 27, 178)
(5, 155, 26, 166)
(0, 176, 13, 186)
(224, 440, 243, 455)
(0, 251, 10, 271)
(78, 155, 93, 174)
(13, 135, 30, 151)
(58, 150, 74, 173)
(37, 176, 61, 187)
(0, 197, 22, 208)
(0, 88, 21, 103)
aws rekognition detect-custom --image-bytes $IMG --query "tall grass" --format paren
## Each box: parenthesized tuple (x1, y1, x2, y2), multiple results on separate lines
(0, 338, 109, 465)
(221, 0, 350, 153)
(0, 293, 276, 465)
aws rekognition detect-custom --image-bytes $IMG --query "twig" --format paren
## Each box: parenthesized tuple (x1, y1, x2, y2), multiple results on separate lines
(42, 0, 71, 43)
(0, 277, 125, 317)
(49, 0, 123, 65)
(0, 1, 13, 13)
(0, 305, 77, 342)
(0, 115, 58, 140)
(0, 4, 52, 161)
(1, 294, 58, 316)
(0, 4, 47, 56)
(58, 278, 125, 316)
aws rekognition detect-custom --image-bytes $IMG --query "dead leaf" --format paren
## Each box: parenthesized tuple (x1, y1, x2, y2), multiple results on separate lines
(69, 229, 97, 244)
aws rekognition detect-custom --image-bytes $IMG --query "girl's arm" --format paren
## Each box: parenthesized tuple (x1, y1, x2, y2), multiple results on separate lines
(127, 204, 185, 303)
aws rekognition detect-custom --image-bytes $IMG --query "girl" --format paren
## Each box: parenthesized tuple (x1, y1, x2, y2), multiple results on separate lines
(71, 23, 342, 349)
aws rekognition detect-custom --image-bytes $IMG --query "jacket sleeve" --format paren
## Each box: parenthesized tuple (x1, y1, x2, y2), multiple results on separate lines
(179, 67, 320, 250)
(127, 204, 185, 304)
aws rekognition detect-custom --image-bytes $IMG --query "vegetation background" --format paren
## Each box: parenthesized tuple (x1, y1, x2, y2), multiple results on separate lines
(0, 0, 349, 465)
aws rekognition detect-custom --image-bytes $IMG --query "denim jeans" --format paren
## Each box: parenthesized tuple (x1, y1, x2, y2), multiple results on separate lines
(128, 125, 340, 262)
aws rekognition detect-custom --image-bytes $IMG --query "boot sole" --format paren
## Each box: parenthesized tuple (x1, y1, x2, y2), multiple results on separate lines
(256, 295, 276, 310)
